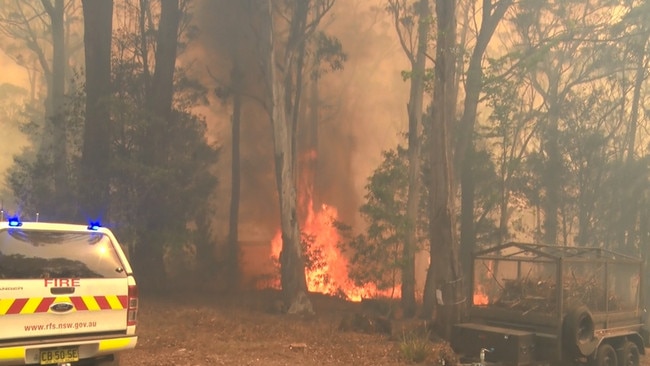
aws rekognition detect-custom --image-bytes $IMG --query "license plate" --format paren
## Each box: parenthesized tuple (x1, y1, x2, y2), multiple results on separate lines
(40, 347, 79, 365)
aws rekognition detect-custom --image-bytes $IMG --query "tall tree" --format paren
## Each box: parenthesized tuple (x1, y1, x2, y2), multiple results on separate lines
(422, 0, 460, 339)
(133, 0, 182, 289)
(455, 0, 512, 302)
(259, 0, 336, 313)
(261, 0, 311, 314)
(512, 0, 616, 245)
(41, 0, 68, 217)
(80, 0, 113, 220)
(617, 1, 650, 254)
(388, 0, 431, 318)
(227, 63, 244, 290)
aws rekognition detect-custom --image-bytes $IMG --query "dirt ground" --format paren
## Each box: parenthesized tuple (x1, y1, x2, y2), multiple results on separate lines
(120, 289, 650, 366)
(120, 289, 414, 366)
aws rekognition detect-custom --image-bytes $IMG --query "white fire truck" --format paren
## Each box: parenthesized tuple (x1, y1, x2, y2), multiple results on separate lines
(0, 218, 138, 365)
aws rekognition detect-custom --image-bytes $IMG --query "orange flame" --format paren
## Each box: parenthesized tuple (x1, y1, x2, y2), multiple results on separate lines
(473, 285, 489, 306)
(270, 199, 396, 302)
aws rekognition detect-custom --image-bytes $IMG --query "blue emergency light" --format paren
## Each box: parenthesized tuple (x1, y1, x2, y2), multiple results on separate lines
(87, 221, 102, 231)
(7, 216, 22, 227)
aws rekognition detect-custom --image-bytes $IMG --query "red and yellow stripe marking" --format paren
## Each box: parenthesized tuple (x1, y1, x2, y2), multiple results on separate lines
(0, 296, 127, 315)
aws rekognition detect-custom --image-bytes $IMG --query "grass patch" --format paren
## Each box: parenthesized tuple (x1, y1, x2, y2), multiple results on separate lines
(398, 331, 431, 363)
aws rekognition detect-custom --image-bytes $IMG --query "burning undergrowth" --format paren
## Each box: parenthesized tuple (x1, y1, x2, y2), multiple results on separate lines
(268, 197, 398, 302)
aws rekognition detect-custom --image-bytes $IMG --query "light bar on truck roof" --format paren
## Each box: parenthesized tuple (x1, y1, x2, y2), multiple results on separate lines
(7, 216, 22, 227)
(87, 221, 102, 231)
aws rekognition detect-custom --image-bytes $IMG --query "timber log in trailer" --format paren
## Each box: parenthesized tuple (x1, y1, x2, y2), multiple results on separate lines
(450, 242, 650, 366)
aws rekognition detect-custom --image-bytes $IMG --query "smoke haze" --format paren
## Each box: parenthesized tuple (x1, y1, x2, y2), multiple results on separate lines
(189, 0, 410, 243)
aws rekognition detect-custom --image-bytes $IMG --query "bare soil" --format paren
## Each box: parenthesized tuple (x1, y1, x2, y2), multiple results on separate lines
(120, 289, 650, 366)
(120, 289, 412, 366)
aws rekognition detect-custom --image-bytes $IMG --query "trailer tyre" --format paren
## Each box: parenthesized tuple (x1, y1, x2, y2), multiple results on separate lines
(596, 344, 617, 366)
(563, 305, 597, 356)
(617, 341, 640, 366)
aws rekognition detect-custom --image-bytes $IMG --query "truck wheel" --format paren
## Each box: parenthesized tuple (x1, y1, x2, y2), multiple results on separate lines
(563, 305, 597, 356)
(618, 341, 640, 366)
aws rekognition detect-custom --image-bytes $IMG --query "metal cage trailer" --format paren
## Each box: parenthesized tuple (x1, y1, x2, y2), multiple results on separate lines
(451, 242, 649, 366)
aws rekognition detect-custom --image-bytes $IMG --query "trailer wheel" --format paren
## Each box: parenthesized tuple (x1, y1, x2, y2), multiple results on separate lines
(563, 305, 597, 356)
(617, 341, 640, 366)
(595, 344, 617, 366)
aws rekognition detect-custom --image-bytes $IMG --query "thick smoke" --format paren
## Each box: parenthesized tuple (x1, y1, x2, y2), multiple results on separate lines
(188, 0, 410, 280)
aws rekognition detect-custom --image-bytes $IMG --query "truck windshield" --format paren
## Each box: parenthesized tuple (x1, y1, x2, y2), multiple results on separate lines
(0, 229, 127, 279)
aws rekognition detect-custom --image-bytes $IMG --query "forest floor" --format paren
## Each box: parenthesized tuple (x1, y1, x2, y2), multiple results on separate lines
(120, 288, 650, 366)
(119, 288, 457, 366)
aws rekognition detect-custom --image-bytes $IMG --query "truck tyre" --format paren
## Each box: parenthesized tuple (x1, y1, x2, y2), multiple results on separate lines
(595, 344, 617, 366)
(617, 341, 640, 366)
(563, 305, 598, 356)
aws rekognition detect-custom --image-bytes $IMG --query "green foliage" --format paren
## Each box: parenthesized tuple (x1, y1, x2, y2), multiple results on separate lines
(343, 145, 428, 291)
(106, 55, 219, 251)
(311, 31, 347, 79)
(5, 78, 84, 220)
(5, 11, 219, 265)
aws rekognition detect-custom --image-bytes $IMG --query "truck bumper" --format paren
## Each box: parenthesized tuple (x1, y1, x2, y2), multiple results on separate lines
(0, 335, 137, 365)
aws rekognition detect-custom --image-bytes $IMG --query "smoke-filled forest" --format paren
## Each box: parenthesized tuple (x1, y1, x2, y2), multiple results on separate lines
(1, 0, 650, 358)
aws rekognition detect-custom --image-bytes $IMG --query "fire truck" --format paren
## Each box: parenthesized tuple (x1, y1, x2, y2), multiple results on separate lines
(0, 218, 138, 365)
(451, 242, 648, 366)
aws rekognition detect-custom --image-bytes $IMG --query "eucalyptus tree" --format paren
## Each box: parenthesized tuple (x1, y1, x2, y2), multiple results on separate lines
(109, 0, 219, 290)
(259, 0, 336, 314)
(480, 60, 541, 244)
(454, 0, 513, 307)
(420, 0, 458, 338)
(506, 0, 622, 245)
(387, 0, 431, 318)
(80, 0, 113, 222)
(602, 0, 650, 254)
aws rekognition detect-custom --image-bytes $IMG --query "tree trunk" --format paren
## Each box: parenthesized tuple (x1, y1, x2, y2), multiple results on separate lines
(134, 0, 181, 291)
(422, 0, 460, 340)
(263, 0, 313, 315)
(402, 0, 430, 319)
(36, 0, 69, 218)
(80, 0, 113, 220)
(149, 0, 179, 114)
(459, 147, 475, 306)
(456, 0, 512, 306)
(286, 0, 308, 187)
(621, 40, 647, 253)
(42, 0, 69, 217)
(543, 85, 560, 245)
(227, 63, 243, 290)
